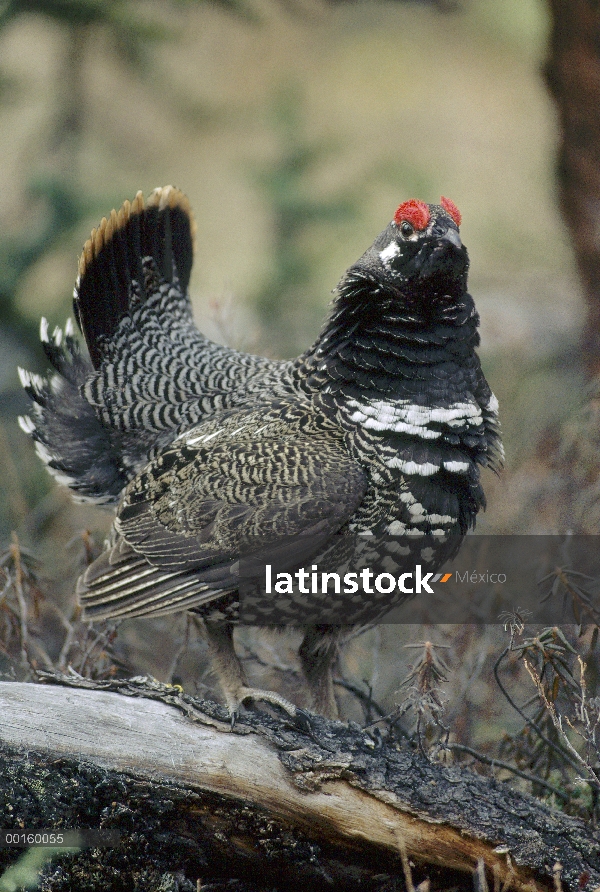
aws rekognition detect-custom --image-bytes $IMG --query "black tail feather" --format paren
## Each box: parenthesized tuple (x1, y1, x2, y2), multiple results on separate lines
(18, 320, 130, 502)
(73, 186, 195, 367)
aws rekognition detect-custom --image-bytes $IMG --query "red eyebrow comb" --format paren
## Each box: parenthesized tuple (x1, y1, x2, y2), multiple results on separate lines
(440, 196, 461, 227)
(394, 199, 430, 230)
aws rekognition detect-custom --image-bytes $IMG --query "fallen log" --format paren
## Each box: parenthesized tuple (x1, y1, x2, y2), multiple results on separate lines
(0, 677, 598, 891)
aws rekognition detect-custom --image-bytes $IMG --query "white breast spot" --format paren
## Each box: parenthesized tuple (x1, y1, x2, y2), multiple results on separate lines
(381, 556, 398, 572)
(365, 417, 442, 439)
(428, 513, 455, 525)
(408, 502, 427, 523)
(387, 540, 411, 556)
(347, 398, 480, 438)
(486, 393, 499, 414)
(386, 457, 440, 476)
(443, 460, 470, 473)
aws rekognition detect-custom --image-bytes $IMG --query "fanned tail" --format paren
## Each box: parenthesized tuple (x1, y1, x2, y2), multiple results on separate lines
(19, 186, 281, 503)
(18, 318, 130, 501)
(18, 187, 201, 502)
(73, 186, 196, 367)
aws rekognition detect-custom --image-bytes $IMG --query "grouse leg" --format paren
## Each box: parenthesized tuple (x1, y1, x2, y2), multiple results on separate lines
(298, 625, 341, 719)
(203, 619, 305, 725)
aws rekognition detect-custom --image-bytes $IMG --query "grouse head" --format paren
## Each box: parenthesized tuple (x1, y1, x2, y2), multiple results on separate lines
(337, 197, 470, 326)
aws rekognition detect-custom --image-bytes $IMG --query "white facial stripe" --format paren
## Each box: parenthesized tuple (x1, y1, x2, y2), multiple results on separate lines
(379, 241, 401, 266)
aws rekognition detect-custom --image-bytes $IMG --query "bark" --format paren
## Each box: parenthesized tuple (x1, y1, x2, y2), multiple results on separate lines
(0, 677, 598, 892)
(545, 0, 600, 375)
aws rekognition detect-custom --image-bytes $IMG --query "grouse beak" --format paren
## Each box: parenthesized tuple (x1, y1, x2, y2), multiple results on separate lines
(440, 228, 462, 250)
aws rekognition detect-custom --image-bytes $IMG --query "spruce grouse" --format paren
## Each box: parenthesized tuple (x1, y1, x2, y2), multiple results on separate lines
(18, 186, 503, 720)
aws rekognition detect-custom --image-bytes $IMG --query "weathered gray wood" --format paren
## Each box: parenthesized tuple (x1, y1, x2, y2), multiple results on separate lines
(0, 679, 598, 892)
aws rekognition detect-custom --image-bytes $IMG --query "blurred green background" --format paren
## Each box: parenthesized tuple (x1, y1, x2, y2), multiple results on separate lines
(0, 0, 584, 547)
(1, 0, 596, 824)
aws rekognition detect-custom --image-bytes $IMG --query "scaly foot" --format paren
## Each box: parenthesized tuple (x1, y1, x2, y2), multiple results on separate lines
(226, 685, 312, 732)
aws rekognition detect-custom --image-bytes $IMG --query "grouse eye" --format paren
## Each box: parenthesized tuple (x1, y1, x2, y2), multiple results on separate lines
(400, 221, 414, 237)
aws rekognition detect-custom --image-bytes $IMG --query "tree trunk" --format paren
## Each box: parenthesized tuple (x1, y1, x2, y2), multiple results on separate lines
(545, 0, 600, 375)
(0, 677, 598, 891)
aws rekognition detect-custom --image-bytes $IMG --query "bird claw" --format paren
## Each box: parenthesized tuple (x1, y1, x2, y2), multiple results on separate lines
(225, 686, 313, 733)
(291, 707, 314, 734)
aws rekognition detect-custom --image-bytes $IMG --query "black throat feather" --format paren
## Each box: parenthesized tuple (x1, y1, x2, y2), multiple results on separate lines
(296, 265, 481, 401)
